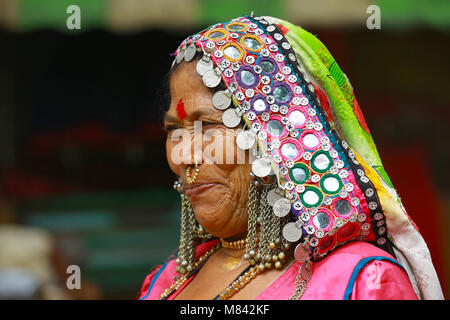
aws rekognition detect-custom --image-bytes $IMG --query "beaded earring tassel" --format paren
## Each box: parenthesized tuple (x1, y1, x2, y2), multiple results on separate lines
(257, 184, 288, 271)
(244, 177, 289, 271)
(244, 178, 260, 265)
(176, 193, 197, 274)
(173, 179, 213, 276)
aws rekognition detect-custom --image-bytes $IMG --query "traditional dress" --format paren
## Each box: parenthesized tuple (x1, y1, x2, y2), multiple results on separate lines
(139, 239, 418, 300)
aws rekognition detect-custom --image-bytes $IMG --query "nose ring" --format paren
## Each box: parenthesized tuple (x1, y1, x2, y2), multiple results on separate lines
(186, 161, 200, 184)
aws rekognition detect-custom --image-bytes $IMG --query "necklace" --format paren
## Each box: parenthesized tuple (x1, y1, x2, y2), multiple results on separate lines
(160, 244, 220, 300)
(160, 242, 266, 300)
(219, 239, 247, 270)
(214, 265, 260, 300)
(220, 237, 247, 250)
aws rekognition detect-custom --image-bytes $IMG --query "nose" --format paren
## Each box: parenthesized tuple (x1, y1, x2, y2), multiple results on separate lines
(176, 126, 203, 168)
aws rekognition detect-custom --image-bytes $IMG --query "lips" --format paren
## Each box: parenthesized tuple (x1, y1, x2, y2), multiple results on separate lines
(184, 181, 218, 197)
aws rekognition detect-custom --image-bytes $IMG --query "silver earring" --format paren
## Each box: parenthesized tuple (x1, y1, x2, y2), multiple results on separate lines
(174, 179, 196, 275)
(173, 178, 212, 275)
(244, 176, 260, 265)
(244, 174, 289, 271)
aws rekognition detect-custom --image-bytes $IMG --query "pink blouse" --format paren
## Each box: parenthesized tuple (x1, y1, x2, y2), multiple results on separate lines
(138, 240, 417, 300)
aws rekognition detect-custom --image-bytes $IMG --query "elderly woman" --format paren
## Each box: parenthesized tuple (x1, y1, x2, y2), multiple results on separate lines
(139, 16, 443, 300)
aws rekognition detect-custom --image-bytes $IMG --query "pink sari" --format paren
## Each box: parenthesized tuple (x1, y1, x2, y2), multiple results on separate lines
(138, 240, 417, 300)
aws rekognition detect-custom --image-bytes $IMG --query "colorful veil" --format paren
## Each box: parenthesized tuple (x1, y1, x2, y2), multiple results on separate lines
(172, 15, 443, 299)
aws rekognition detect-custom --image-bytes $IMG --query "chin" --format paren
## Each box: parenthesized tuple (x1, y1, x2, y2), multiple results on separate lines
(194, 207, 248, 239)
(191, 202, 231, 237)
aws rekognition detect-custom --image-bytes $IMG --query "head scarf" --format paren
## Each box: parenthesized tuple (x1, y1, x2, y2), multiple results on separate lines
(172, 15, 443, 300)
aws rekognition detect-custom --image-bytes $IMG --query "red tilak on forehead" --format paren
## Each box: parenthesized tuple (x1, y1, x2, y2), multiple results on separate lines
(176, 98, 187, 121)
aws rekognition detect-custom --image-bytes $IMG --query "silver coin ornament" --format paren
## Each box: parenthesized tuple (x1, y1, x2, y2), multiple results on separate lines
(212, 90, 232, 110)
(222, 108, 241, 128)
(282, 222, 303, 242)
(266, 188, 284, 207)
(236, 130, 256, 150)
(252, 157, 272, 177)
(196, 56, 213, 76)
(184, 43, 197, 62)
(301, 261, 313, 281)
(273, 198, 291, 217)
(176, 48, 185, 64)
(294, 243, 309, 263)
(203, 68, 222, 88)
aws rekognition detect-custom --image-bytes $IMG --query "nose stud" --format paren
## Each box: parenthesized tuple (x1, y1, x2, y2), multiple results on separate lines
(186, 162, 200, 184)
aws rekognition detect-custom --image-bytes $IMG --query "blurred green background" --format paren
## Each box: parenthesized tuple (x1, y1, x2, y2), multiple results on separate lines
(0, 0, 449, 299)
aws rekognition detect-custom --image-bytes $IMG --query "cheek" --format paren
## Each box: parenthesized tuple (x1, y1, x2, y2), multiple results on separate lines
(228, 164, 252, 192)
(203, 128, 249, 165)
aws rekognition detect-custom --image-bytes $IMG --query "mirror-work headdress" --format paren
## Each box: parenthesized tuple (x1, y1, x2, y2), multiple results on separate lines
(172, 15, 443, 299)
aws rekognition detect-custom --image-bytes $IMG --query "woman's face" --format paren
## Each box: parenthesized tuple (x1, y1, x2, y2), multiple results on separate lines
(164, 61, 252, 239)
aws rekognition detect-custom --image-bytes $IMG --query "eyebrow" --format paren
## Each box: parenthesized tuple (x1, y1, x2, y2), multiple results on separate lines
(164, 113, 181, 124)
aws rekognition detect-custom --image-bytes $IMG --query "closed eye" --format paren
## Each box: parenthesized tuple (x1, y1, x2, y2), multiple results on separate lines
(201, 121, 222, 128)
(164, 124, 182, 132)
(164, 120, 222, 133)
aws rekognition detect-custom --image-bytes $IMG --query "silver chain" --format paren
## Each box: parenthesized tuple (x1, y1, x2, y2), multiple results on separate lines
(246, 180, 260, 259)
(178, 194, 196, 272)
(258, 186, 271, 263)
(289, 278, 308, 300)
(289, 261, 313, 300)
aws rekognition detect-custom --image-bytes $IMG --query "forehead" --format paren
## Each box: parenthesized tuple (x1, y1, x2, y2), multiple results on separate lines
(170, 61, 208, 96)
(167, 61, 222, 120)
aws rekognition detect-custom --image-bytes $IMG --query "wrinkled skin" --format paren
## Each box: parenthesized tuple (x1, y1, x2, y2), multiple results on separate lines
(164, 60, 252, 240)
